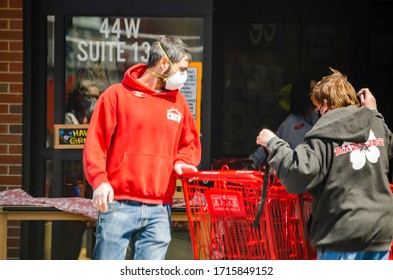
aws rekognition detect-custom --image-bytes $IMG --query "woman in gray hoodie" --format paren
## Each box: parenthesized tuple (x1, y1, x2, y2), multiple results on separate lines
(256, 68, 393, 260)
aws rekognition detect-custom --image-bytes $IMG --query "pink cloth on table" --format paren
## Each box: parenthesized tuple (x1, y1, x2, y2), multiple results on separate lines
(0, 189, 98, 220)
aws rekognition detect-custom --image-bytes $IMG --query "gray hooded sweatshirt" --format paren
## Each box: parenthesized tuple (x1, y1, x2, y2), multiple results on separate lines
(266, 105, 393, 252)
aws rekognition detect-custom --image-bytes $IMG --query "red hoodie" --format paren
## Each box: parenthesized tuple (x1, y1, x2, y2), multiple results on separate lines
(83, 64, 201, 205)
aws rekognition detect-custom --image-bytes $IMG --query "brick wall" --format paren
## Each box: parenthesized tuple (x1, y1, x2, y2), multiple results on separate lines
(0, 0, 23, 259)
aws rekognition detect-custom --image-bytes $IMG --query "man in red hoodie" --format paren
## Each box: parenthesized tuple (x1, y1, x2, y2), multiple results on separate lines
(83, 35, 201, 260)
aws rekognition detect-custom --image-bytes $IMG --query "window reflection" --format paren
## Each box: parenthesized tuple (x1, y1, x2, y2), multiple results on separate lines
(63, 159, 90, 198)
(222, 23, 350, 156)
(65, 79, 100, 125)
(64, 16, 204, 125)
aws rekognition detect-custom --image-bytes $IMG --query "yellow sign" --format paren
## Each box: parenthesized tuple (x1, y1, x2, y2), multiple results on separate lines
(183, 62, 202, 133)
(54, 124, 89, 149)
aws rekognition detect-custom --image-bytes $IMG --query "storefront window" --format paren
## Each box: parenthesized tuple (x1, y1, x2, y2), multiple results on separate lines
(64, 16, 204, 126)
(51, 15, 205, 204)
(222, 23, 350, 156)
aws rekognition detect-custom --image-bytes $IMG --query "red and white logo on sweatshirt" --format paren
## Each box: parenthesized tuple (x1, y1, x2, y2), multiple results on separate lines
(167, 107, 182, 123)
(334, 130, 384, 170)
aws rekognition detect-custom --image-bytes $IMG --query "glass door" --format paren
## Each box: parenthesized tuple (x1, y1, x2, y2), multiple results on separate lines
(25, 0, 212, 259)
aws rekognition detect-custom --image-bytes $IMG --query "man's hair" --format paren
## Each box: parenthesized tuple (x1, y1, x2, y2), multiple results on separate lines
(312, 67, 360, 109)
(147, 35, 192, 67)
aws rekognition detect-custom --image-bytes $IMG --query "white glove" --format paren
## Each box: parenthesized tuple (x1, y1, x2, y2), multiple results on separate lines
(92, 182, 114, 213)
(174, 162, 198, 175)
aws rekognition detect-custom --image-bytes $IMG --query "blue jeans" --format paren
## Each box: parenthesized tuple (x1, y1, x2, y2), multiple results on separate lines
(317, 250, 389, 260)
(93, 200, 172, 260)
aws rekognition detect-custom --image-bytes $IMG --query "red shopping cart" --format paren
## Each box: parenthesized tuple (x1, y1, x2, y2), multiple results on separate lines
(263, 182, 314, 260)
(179, 170, 271, 260)
(179, 170, 314, 260)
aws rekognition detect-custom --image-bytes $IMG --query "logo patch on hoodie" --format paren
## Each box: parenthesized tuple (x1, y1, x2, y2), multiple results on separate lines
(334, 130, 384, 170)
(167, 107, 182, 123)
(131, 91, 146, 98)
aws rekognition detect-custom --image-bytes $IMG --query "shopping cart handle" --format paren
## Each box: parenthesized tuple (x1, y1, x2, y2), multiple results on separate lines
(178, 170, 264, 182)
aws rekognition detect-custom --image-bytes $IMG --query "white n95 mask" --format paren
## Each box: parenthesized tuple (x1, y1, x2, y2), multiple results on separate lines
(165, 70, 187, 91)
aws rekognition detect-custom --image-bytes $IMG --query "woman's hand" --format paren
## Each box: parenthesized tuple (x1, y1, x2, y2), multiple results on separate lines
(357, 88, 377, 109)
(256, 129, 276, 147)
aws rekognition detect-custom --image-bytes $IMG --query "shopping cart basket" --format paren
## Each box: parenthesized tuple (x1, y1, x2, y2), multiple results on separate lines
(263, 182, 313, 260)
(179, 169, 317, 260)
(179, 170, 270, 260)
